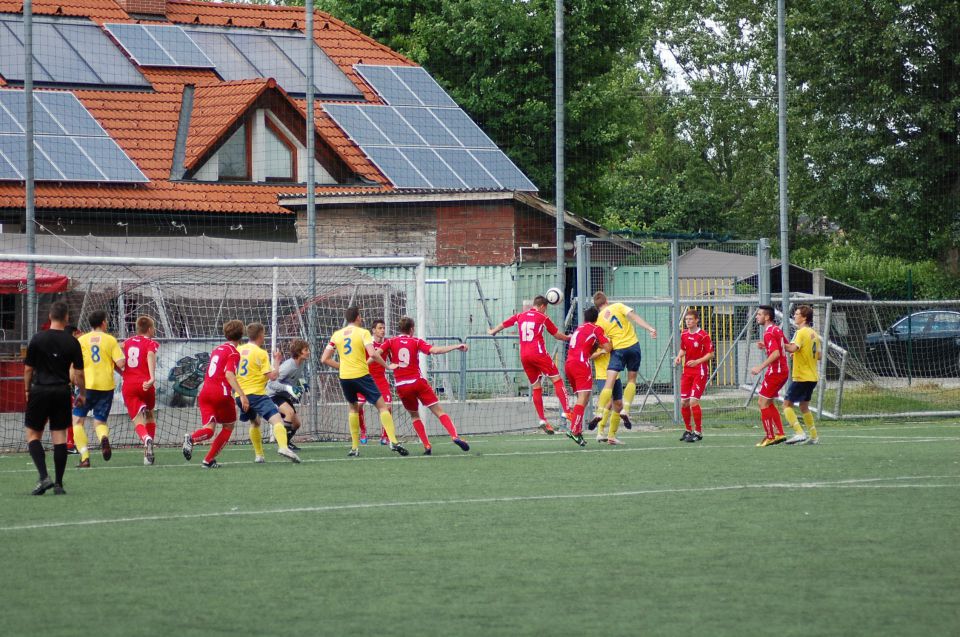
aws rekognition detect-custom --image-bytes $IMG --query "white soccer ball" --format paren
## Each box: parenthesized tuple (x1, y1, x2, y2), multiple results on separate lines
(545, 287, 564, 305)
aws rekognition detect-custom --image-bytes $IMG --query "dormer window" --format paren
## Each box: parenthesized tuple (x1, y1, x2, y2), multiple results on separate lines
(217, 122, 250, 181)
(263, 116, 296, 182)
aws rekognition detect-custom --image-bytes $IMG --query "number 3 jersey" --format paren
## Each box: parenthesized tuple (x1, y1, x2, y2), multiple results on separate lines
(500, 309, 561, 359)
(200, 342, 241, 398)
(121, 335, 159, 386)
(329, 325, 374, 379)
(380, 336, 433, 387)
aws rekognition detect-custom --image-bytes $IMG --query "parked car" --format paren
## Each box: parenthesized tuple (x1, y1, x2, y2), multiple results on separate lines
(865, 311, 960, 377)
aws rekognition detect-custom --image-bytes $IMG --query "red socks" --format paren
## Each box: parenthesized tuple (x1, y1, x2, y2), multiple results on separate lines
(66, 426, 75, 448)
(760, 406, 777, 438)
(412, 419, 430, 449)
(439, 414, 458, 439)
(691, 405, 702, 433)
(551, 379, 570, 414)
(532, 387, 545, 421)
(191, 427, 214, 443)
(571, 404, 585, 435)
(769, 406, 784, 436)
(358, 409, 367, 438)
(146, 422, 156, 439)
(681, 405, 692, 431)
(204, 427, 233, 463)
(135, 424, 150, 443)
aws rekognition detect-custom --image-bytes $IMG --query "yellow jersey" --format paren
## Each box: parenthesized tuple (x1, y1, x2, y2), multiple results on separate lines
(593, 351, 610, 378)
(329, 325, 374, 380)
(791, 326, 820, 382)
(597, 302, 638, 349)
(236, 342, 272, 396)
(78, 330, 123, 391)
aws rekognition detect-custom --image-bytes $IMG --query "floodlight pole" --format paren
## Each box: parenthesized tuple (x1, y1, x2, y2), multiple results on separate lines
(776, 0, 790, 333)
(554, 0, 565, 294)
(24, 0, 36, 339)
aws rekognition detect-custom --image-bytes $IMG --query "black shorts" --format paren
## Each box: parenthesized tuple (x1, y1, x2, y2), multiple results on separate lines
(785, 381, 817, 404)
(271, 392, 297, 411)
(339, 376, 381, 405)
(24, 385, 73, 432)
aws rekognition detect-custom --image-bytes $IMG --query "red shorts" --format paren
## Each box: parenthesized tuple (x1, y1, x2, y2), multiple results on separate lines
(759, 372, 788, 400)
(122, 384, 156, 419)
(358, 377, 391, 405)
(198, 390, 237, 425)
(521, 353, 560, 383)
(564, 359, 593, 393)
(680, 373, 708, 400)
(396, 378, 440, 411)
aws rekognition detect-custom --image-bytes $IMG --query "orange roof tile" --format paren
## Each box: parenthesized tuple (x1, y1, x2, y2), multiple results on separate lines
(184, 78, 274, 171)
(0, 0, 130, 22)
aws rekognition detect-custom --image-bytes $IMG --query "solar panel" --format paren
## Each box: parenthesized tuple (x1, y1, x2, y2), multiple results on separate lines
(355, 65, 458, 108)
(0, 89, 147, 183)
(181, 26, 363, 98)
(363, 146, 432, 189)
(470, 149, 538, 191)
(146, 25, 214, 68)
(400, 147, 466, 189)
(362, 107, 425, 146)
(106, 23, 171, 66)
(435, 148, 501, 189)
(323, 105, 392, 147)
(394, 107, 458, 147)
(0, 15, 150, 88)
(431, 108, 497, 150)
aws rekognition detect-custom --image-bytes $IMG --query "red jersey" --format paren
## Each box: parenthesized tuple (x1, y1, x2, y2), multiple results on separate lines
(763, 324, 788, 376)
(566, 322, 608, 365)
(680, 328, 713, 376)
(501, 309, 560, 359)
(368, 339, 387, 383)
(381, 335, 433, 386)
(122, 335, 159, 385)
(200, 342, 241, 397)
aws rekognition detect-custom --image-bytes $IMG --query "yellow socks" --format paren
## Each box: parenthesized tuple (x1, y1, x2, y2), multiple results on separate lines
(380, 410, 398, 444)
(595, 387, 613, 417)
(783, 406, 804, 435)
(622, 382, 636, 416)
(250, 425, 264, 457)
(95, 423, 110, 442)
(273, 421, 288, 449)
(348, 412, 361, 448)
(803, 411, 817, 439)
(609, 412, 622, 438)
(73, 423, 89, 461)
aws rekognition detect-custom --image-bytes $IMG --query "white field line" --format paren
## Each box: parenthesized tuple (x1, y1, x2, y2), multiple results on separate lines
(1, 475, 957, 533)
(1, 433, 959, 474)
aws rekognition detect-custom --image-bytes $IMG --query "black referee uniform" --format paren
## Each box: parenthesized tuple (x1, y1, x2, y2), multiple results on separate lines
(24, 327, 83, 495)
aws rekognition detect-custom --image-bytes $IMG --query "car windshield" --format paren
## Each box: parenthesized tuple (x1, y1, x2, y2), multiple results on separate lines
(930, 312, 960, 332)
(892, 313, 933, 334)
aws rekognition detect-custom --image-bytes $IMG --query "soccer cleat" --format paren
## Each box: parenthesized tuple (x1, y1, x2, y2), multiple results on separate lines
(452, 438, 470, 452)
(66, 446, 79, 455)
(182, 434, 193, 461)
(681, 430, 693, 442)
(53, 483, 66, 495)
(804, 437, 820, 445)
(391, 442, 410, 456)
(347, 448, 360, 457)
(360, 437, 368, 445)
(586, 416, 601, 431)
(684, 432, 698, 443)
(379, 436, 389, 446)
(565, 431, 586, 447)
(619, 412, 633, 429)
(756, 437, 774, 447)
(607, 437, 625, 446)
(786, 433, 808, 445)
(201, 459, 220, 469)
(277, 448, 301, 464)
(254, 455, 266, 464)
(287, 441, 301, 452)
(100, 436, 112, 462)
(423, 447, 432, 456)
(145, 438, 155, 465)
(770, 435, 787, 445)
(691, 432, 703, 442)
(538, 421, 556, 435)
(32, 476, 54, 495)
(596, 435, 608, 443)
(77, 458, 91, 469)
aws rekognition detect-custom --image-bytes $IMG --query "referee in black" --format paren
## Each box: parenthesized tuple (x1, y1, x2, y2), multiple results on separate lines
(24, 301, 85, 495)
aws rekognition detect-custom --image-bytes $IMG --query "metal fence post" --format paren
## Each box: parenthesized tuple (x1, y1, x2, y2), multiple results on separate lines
(575, 234, 589, 325)
(670, 240, 681, 426)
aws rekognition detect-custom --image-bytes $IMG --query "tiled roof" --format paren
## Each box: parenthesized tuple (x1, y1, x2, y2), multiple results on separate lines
(185, 78, 275, 171)
(0, 0, 129, 22)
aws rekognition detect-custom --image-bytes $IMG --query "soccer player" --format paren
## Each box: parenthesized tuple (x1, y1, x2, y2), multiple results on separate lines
(122, 316, 159, 465)
(783, 305, 822, 445)
(356, 319, 391, 446)
(673, 309, 714, 442)
(64, 323, 81, 455)
(321, 306, 407, 457)
(589, 291, 657, 431)
(488, 295, 571, 434)
(182, 320, 249, 468)
(73, 310, 125, 468)
(23, 301, 85, 495)
(267, 338, 310, 452)
(381, 316, 470, 455)
(236, 322, 301, 464)
(750, 305, 789, 447)
(564, 307, 611, 446)
(591, 348, 626, 445)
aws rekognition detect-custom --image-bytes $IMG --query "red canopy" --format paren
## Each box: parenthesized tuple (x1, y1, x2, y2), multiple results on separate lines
(0, 262, 70, 294)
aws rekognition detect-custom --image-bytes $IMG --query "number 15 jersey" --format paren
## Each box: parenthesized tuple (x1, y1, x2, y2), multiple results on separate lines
(501, 309, 560, 360)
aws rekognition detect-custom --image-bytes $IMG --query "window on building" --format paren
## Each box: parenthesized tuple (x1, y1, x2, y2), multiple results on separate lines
(218, 122, 249, 181)
(264, 118, 296, 182)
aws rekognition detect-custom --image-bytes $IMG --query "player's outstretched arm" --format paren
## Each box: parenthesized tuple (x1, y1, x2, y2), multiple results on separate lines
(628, 310, 657, 338)
(320, 345, 339, 370)
(367, 343, 397, 370)
(487, 325, 503, 336)
(430, 343, 468, 355)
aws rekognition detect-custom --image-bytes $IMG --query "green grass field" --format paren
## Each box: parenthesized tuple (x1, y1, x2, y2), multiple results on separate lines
(2, 421, 959, 637)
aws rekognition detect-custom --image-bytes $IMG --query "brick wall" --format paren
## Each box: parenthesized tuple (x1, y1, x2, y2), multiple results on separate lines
(117, 0, 167, 16)
(298, 205, 437, 260)
(436, 203, 515, 265)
